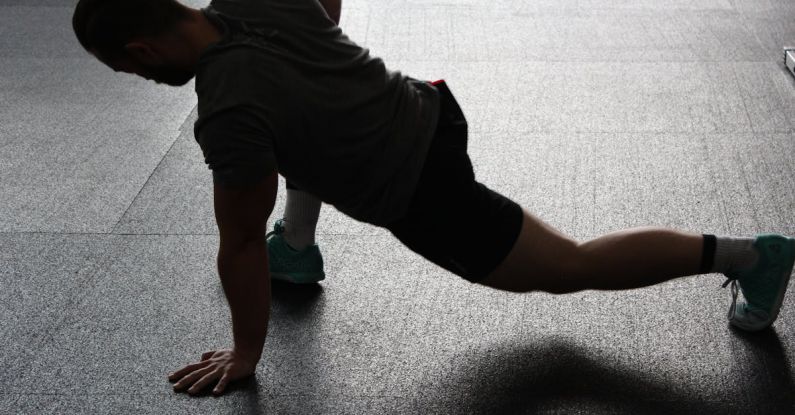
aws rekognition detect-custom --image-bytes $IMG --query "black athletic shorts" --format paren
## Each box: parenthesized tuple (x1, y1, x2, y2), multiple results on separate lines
(384, 80, 524, 283)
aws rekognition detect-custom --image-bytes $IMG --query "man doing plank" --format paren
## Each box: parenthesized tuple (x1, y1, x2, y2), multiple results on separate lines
(72, 0, 795, 396)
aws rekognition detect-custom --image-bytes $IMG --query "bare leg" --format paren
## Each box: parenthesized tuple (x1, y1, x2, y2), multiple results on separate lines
(479, 209, 704, 293)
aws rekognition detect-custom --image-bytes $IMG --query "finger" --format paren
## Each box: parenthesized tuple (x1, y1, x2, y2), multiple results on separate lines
(173, 365, 216, 391)
(188, 368, 222, 395)
(213, 373, 231, 396)
(168, 360, 211, 382)
(201, 351, 215, 361)
(173, 364, 215, 390)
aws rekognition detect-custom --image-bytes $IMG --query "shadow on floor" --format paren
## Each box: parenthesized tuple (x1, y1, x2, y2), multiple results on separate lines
(271, 279, 325, 310)
(405, 330, 793, 414)
(191, 283, 794, 414)
(729, 326, 795, 414)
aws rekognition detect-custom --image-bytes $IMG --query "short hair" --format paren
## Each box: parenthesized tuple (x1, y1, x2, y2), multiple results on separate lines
(72, 0, 192, 61)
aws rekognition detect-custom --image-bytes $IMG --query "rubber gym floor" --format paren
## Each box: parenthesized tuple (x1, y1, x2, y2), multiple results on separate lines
(2, 0, 794, 413)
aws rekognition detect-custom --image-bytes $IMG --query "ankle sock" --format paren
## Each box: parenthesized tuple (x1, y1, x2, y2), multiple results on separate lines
(282, 188, 322, 251)
(701, 234, 759, 275)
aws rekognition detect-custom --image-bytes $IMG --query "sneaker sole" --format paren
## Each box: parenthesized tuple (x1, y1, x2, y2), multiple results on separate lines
(730, 236, 795, 332)
(271, 272, 325, 284)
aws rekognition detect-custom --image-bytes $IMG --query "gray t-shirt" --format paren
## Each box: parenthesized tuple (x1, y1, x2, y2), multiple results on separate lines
(193, 0, 440, 226)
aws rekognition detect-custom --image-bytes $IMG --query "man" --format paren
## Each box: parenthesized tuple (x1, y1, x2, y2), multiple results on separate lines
(72, 0, 795, 397)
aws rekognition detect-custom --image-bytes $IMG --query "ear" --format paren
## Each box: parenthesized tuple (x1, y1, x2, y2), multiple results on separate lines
(123, 41, 162, 66)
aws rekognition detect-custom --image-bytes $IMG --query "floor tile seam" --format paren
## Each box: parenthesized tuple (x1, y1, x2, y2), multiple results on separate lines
(0, 391, 406, 399)
(0, 393, 748, 406)
(0, 58, 782, 64)
(0, 5, 74, 10)
(727, 62, 760, 135)
(385, 58, 780, 64)
(729, 145, 763, 232)
(176, 104, 197, 134)
(468, 129, 792, 135)
(733, 9, 783, 56)
(109, 130, 184, 234)
(778, 132, 795, 196)
(362, 5, 371, 46)
(1, 54, 783, 64)
(770, 69, 795, 129)
(0, 231, 216, 236)
(697, 134, 735, 235)
(5, 231, 779, 243)
(0, 231, 103, 235)
(1, 217, 779, 239)
(107, 232, 390, 238)
(0, 232, 392, 237)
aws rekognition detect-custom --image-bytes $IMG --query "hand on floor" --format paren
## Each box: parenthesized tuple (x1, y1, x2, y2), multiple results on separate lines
(168, 349, 257, 396)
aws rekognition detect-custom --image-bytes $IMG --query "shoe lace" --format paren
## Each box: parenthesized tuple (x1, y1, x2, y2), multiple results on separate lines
(266, 219, 286, 239)
(721, 277, 740, 320)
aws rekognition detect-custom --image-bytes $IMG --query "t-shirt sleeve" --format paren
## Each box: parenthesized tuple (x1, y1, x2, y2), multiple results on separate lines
(196, 106, 278, 189)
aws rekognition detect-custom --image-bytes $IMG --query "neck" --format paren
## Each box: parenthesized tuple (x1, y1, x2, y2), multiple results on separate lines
(178, 8, 223, 68)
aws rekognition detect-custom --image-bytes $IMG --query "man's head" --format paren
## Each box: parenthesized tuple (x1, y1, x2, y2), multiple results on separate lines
(73, 0, 220, 86)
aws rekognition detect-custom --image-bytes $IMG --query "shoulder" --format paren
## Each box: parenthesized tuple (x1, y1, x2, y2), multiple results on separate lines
(196, 45, 283, 96)
(196, 46, 269, 90)
(195, 46, 280, 123)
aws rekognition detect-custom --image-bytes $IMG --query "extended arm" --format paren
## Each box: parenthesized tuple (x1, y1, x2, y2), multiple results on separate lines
(215, 173, 277, 360)
(318, 0, 342, 25)
(169, 172, 278, 396)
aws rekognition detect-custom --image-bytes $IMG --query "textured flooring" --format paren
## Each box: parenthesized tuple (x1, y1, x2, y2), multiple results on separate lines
(2, 0, 795, 413)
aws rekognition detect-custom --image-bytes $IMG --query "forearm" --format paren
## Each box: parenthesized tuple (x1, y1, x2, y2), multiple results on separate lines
(217, 239, 271, 361)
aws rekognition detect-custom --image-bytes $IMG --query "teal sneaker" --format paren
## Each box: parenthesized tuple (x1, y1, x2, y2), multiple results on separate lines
(266, 219, 325, 284)
(721, 234, 795, 331)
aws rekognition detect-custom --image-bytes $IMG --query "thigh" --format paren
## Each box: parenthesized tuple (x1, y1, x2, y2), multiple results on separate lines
(387, 179, 523, 283)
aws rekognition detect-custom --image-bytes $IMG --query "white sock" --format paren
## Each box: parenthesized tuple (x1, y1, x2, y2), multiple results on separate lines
(709, 236, 760, 274)
(282, 188, 321, 251)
